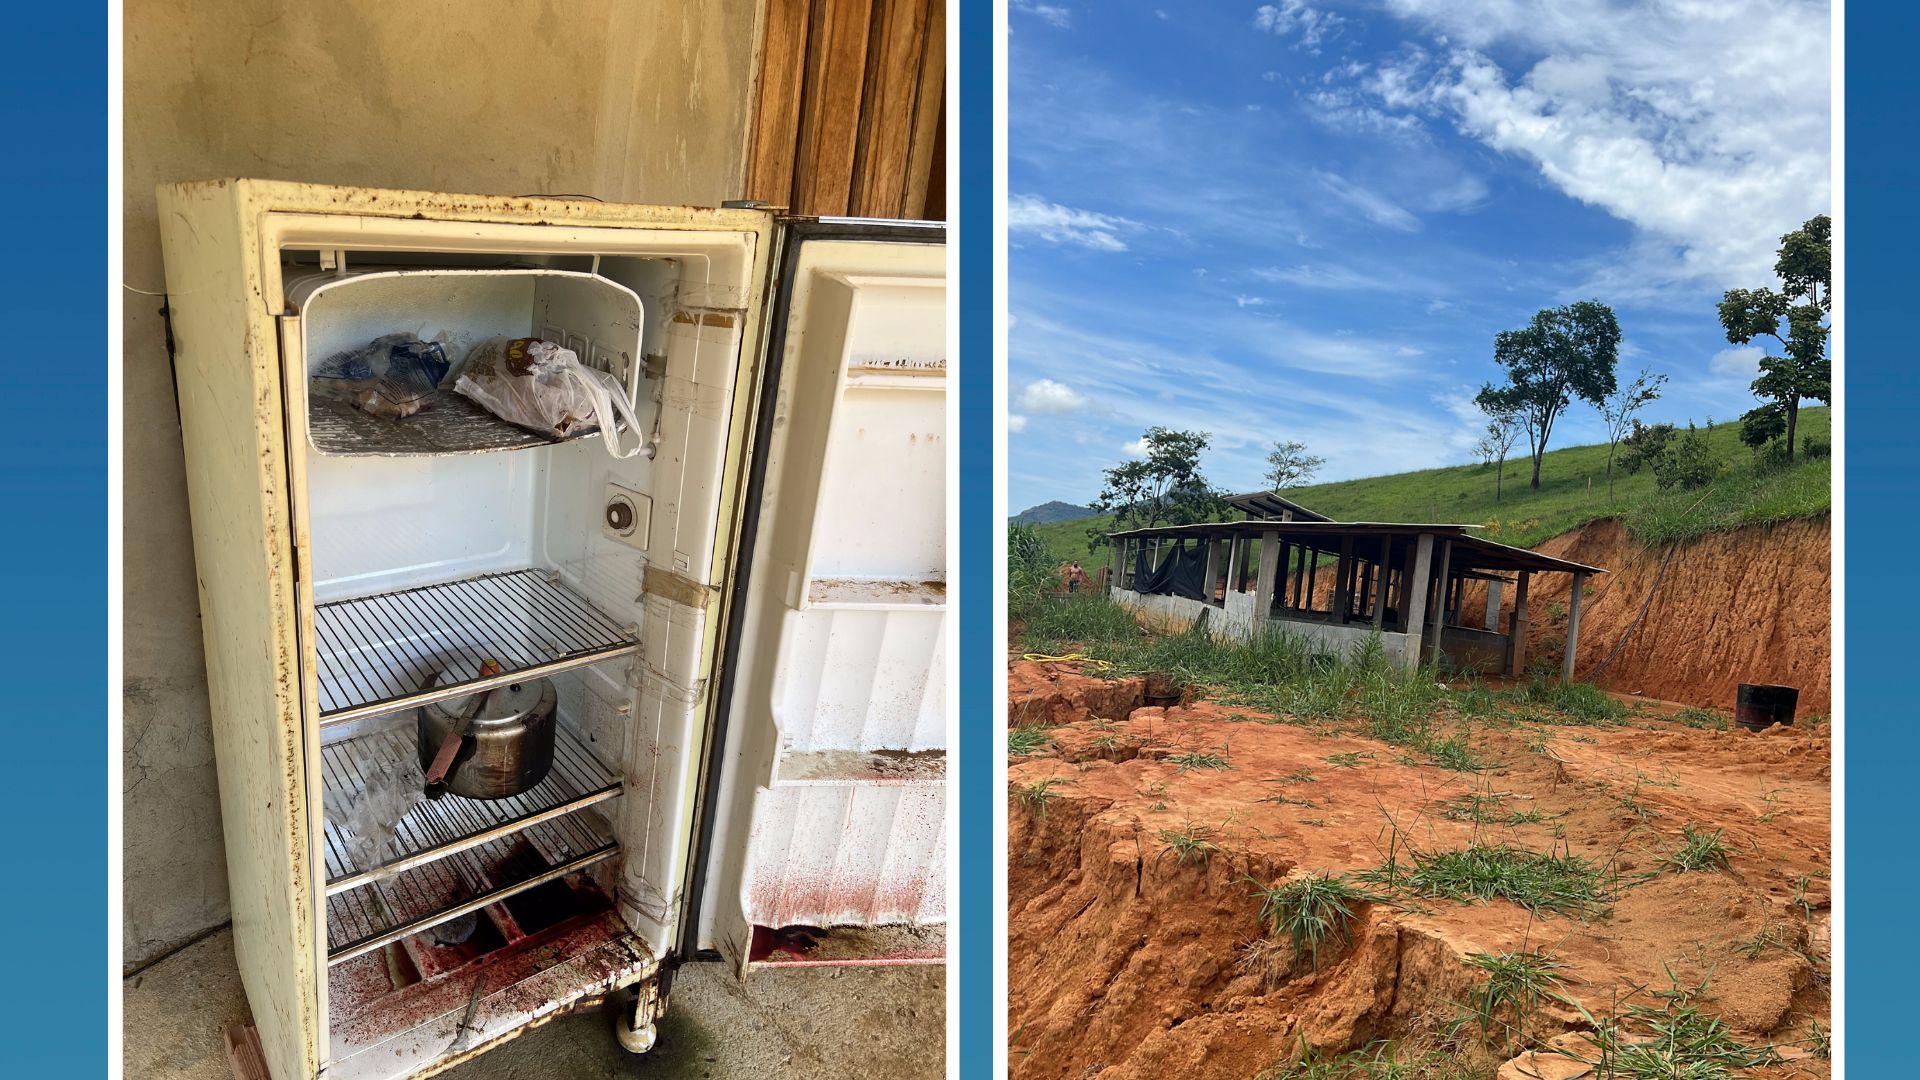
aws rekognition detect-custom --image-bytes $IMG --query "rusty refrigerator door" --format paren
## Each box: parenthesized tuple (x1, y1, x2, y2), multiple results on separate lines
(689, 219, 949, 969)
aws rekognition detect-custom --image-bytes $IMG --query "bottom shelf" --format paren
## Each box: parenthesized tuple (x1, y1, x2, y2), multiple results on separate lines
(326, 812, 617, 965)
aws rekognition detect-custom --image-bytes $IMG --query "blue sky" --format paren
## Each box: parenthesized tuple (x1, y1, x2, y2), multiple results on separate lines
(1005, 0, 1831, 512)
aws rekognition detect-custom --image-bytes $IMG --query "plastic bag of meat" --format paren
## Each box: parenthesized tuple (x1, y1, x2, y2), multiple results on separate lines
(454, 337, 645, 458)
(310, 332, 452, 420)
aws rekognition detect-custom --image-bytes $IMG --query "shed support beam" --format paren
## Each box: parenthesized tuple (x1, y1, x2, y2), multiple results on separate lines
(1253, 530, 1282, 632)
(1484, 579, 1503, 631)
(1202, 536, 1222, 607)
(1562, 571, 1587, 685)
(1428, 538, 1453, 669)
(1334, 536, 1354, 624)
(1507, 572, 1530, 676)
(1401, 534, 1435, 670)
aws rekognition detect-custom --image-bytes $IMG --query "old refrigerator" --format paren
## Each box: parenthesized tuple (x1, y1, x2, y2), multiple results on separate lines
(156, 180, 948, 1079)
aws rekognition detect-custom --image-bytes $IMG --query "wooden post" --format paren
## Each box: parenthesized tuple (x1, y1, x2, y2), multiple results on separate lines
(1484, 579, 1503, 631)
(1507, 572, 1531, 676)
(1401, 534, 1434, 669)
(1305, 546, 1320, 614)
(1369, 560, 1385, 631)
(1428, 538, 1453, 668)
(1201, 534, 1222, 606)
(1292, 542, 1308, 611)
(1111, 538, 1123, 593)
(1254, 529, 1282, 626)
(1334, 536, 1354, 624)
(1562, 571, 1586, 685)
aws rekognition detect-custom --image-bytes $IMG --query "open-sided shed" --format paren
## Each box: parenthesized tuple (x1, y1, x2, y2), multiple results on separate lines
(1107, 519, 1604, 680)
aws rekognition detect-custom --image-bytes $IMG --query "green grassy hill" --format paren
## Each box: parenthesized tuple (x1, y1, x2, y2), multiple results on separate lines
(1030, 407, 1831, 577)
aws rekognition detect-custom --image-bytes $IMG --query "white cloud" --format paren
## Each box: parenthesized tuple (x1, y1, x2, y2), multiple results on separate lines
(1368, 0, 1830, 294)
(1317, 172, 1421, 232)
(1012, 0, 1072, 29)
(1123, 436, 1153, 456)
(1234, 295, 1269, 307)
(1007, 194, 1138, 251)
(1008, 414, 1030, 433)
(1019, 378, 1090, 414)
(1710, 345, 1763, 379)
(1254, 2, 1344, 52)
(1303, 89, 1425, 140)
(1255, 263, 1393, 292)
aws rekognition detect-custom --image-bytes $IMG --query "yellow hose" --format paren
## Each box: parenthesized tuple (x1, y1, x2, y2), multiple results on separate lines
(1021, 652, 1112, 670)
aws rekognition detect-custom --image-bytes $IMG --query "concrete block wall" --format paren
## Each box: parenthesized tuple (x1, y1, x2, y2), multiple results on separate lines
(121, 0, 756, 971)
(1113, 588, 1411, 668)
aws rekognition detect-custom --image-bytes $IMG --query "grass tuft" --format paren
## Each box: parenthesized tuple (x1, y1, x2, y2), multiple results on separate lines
(1561, 973, 1778, 1080)
(1663, 824, 1732, 872)
(1157, 825, 1219, 867)
(1008, 725, 1054, 756)
(1167, 749, 1230, 771)
(1363, 842, 1615, 918)
(1451, 949, 1571, 1054)
(1441, 792, 1547, 827)
(1673, 706, 1729, 731)
(1250, 873, 1382, 970)
(1013, 778, 1067, 817)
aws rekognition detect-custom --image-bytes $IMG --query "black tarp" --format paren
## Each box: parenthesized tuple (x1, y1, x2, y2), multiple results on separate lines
(1134, 539, 1209, 601)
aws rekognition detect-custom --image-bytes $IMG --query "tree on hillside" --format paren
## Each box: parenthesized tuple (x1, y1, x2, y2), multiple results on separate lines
(1475, 401, 1524, 504)
(1263, 440, 1325, 489)
(1474, 301, 1621, 491)
(1087, 427, 1225, 551)
(1719, 215, 1831, 461)
(1599, 368, 1667, 500)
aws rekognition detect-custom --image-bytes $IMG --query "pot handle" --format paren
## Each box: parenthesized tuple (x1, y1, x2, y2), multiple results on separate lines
(423, 660, 502, 800)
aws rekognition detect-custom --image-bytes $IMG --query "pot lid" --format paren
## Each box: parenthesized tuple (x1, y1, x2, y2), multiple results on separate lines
(430, 677, 556, 727)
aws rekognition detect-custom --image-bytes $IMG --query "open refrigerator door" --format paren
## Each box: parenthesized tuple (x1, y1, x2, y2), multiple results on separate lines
(691, 220, 949, 972)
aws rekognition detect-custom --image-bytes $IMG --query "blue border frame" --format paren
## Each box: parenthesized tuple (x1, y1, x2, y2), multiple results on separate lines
(6, 3, 107, 1073)
(957, 0, 992, 1075)
(1841, 1, 1914, 1071)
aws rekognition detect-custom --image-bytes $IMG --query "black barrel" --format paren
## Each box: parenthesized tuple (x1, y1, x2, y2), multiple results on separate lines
(1734, 684, 1798, 732)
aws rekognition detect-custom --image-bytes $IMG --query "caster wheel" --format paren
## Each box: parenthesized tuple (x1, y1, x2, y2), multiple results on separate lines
(617, 1019, 658, 1055)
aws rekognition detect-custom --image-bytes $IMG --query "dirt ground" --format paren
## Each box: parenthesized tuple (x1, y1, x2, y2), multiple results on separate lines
(1006, 660, 1830, 1079)
(124, 927, 945, 1080)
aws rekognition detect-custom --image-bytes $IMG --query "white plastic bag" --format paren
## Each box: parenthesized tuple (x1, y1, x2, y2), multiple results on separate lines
(454, 337, 644, 458)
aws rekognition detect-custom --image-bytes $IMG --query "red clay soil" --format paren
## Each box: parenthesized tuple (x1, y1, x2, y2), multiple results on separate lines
(1006, 662, 1830, 1080)
(1508, 518, 1830, 716)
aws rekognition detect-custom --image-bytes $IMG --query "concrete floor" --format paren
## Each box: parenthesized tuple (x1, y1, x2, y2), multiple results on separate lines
(124, 928, 946, 1079)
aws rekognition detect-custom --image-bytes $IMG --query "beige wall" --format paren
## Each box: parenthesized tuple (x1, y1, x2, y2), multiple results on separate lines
(122, 0, 758, 971)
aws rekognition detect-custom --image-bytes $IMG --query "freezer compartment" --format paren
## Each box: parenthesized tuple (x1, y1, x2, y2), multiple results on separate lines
(289, 267, 645, 458)
(313, 568, 639, 726)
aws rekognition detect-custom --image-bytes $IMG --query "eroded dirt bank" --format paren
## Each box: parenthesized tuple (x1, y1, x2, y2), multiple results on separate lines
(1523, 518, 1831, 716)
(1006, 663, 1830, 1079)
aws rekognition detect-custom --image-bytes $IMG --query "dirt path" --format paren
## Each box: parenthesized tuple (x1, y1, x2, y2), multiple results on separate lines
(1006, 662, 1830, 1079)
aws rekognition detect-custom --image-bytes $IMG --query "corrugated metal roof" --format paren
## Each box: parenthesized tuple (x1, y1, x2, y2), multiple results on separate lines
(1224, 490, 1333, 522)
(1106, 520, 1604, 575)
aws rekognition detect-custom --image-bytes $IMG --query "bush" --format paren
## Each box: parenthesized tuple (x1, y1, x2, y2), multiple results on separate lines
(1616, 420, 1676, 476)
(1754, 437, 1793, 474)
(1802, 434, 1831, 458)
(1651, 424, 1718, 491)
(1739, 403, 1787, 450)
